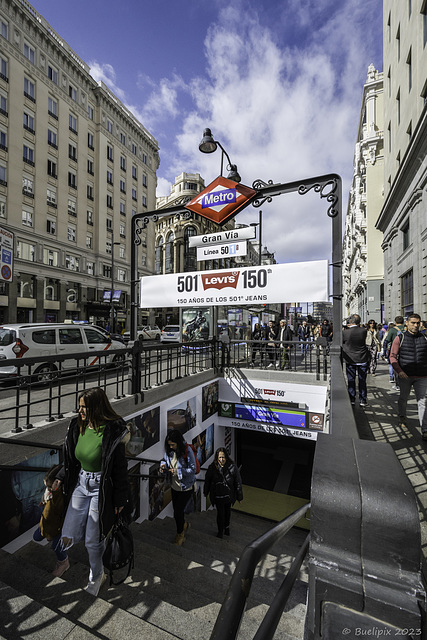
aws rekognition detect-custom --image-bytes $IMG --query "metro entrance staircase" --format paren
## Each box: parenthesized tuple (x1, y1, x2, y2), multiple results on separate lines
(0, 509, 308, 640)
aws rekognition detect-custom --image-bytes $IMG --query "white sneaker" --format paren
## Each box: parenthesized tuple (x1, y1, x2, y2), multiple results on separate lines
(85, 572, 106, 596)
(267, 363, 274, 368)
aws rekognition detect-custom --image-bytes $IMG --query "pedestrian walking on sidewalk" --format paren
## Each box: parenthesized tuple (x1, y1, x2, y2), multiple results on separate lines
(204, 448, 243, 538)
(366, 320, 381, 375)
(342, 314, 369, 407)
(160, 429, 197, 545)
(33, 464, 69, 578)
(57, 387, 130, 596)
(389, 313, 427, 437)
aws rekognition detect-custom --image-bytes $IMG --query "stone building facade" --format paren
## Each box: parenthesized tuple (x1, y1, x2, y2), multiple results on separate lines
(0, 0, 158, 329)
(343, 64, 384, 324)
(375, 1, 427, 319)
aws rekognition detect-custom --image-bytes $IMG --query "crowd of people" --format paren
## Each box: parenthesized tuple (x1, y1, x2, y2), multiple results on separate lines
(342, 313, 427, 440)
(246, 317, 333, 369)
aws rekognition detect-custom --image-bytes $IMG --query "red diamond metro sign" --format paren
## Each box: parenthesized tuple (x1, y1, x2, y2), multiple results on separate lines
(185, 176, 257, 225)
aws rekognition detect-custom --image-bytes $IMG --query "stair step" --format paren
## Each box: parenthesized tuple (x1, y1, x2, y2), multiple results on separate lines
(0, 579, 77, 639)
(1, 509, 307, 640)
(133, 520, 308, 607)
(0, 550, 181, 640)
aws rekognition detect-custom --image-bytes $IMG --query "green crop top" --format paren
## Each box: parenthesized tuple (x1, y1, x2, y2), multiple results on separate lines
(75, 425, 105, 472)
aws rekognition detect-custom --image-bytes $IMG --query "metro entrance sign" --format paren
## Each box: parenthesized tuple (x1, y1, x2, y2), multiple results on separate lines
(131, 172, 343, 350)
(185, 176, 257, 225)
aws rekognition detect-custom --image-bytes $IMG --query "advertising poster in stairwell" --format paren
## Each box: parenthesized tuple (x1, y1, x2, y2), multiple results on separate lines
(148, 461, 171, 521)
(202, 381, 219, 422)
(192, 423, 214, 467)
(167, 396, 197, 435)
(139, 260, 329, 309)
(125, 406, 160, 457)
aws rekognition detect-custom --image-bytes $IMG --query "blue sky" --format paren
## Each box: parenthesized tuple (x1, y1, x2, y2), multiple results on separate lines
(30, 0, 383, 264)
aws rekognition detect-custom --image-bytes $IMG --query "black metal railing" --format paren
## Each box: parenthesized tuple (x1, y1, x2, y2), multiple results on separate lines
(210, 503, 311, 640)
(0, 338, 328, 433)
(0, 346, 130, 433)
(226, 339, 328, 379)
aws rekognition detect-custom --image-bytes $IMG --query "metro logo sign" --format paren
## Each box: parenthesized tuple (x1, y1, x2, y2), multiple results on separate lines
(201, 271, 240, 290)
(202, 188, 236, 208)
(186, 176, 256, 225)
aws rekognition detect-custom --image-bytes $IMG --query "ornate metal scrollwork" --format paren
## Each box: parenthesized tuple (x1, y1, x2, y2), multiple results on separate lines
(134, 214, 159, 241)
(298, 178, 339, 218)
(174, 210, 192, 222)
(251, 178, 275, 208)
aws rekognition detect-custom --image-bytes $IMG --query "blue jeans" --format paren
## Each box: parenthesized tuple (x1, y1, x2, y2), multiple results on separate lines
(346, 362, 368, 403)
(61, 470, 105, 581)
(397, 377, 427, 431)
(33, 526, 67, 561)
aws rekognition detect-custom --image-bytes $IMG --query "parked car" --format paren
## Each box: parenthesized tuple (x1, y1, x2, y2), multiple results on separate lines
(0, 323, 125, 381)
(160, 325, 181, 343)
(123, 325, 161, 342)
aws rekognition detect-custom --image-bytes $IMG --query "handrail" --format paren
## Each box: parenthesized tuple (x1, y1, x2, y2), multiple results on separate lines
(253, 533, 310, 640)
(210, 502, 310, 640)
(0, 437, 61, 450)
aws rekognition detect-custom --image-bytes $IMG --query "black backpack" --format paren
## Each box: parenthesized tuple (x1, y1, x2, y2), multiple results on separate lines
(103, 515, 134, 586)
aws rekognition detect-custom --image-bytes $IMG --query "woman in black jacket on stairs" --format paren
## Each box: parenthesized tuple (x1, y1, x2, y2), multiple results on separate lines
(204, 448, 243, 538)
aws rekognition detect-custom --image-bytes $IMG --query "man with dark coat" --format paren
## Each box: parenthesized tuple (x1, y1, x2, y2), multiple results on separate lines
(278, 319, 293, 370)
(389, 313, 427, 437)
(342, 313, 369, 407)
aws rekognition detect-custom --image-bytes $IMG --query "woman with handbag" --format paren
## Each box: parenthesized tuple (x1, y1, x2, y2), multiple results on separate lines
(160, 429, 197, 546)
(204, 448, 243, 538)
(56, 387, 130, 596)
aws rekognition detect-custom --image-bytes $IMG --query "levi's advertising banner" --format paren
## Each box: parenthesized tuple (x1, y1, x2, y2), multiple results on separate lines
(218, 376, 327, 441)
(139, 260, 328, 309)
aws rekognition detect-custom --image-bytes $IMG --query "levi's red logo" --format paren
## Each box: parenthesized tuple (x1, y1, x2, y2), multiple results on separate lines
(201, 271, 240, 291)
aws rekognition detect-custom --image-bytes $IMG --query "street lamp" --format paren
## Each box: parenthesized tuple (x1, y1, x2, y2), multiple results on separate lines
(250, 209, 262, 265)
(198, 128, 241, 183)
(110, 230, 121, 334)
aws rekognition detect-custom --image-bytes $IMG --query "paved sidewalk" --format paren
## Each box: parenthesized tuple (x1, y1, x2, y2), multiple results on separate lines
(350, 358, 427, 565)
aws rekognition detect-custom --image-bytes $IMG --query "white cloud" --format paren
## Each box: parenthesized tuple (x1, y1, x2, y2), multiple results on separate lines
(162, 0, 381, 264)
(90, 0, 381, 267)
(156, 176, 173, 199)
(89, 61, 127, 103)
(136, 74, 188, 130)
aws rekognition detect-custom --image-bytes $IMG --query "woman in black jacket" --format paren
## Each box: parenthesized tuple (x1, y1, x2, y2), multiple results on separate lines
(204, 448, 243, 538)
(57, 387, 130, 596)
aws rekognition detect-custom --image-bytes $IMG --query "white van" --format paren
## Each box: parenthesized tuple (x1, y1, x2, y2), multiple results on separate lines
(0, 323, 126, 381)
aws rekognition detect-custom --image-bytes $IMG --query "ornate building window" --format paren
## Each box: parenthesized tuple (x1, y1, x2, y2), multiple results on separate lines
(165, 232, 174, 273)
(155, 237, 164, 275)
(184, 226, 197, 272)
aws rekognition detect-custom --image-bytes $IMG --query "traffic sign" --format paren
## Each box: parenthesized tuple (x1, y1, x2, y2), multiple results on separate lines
(0, 225, 13, 282)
